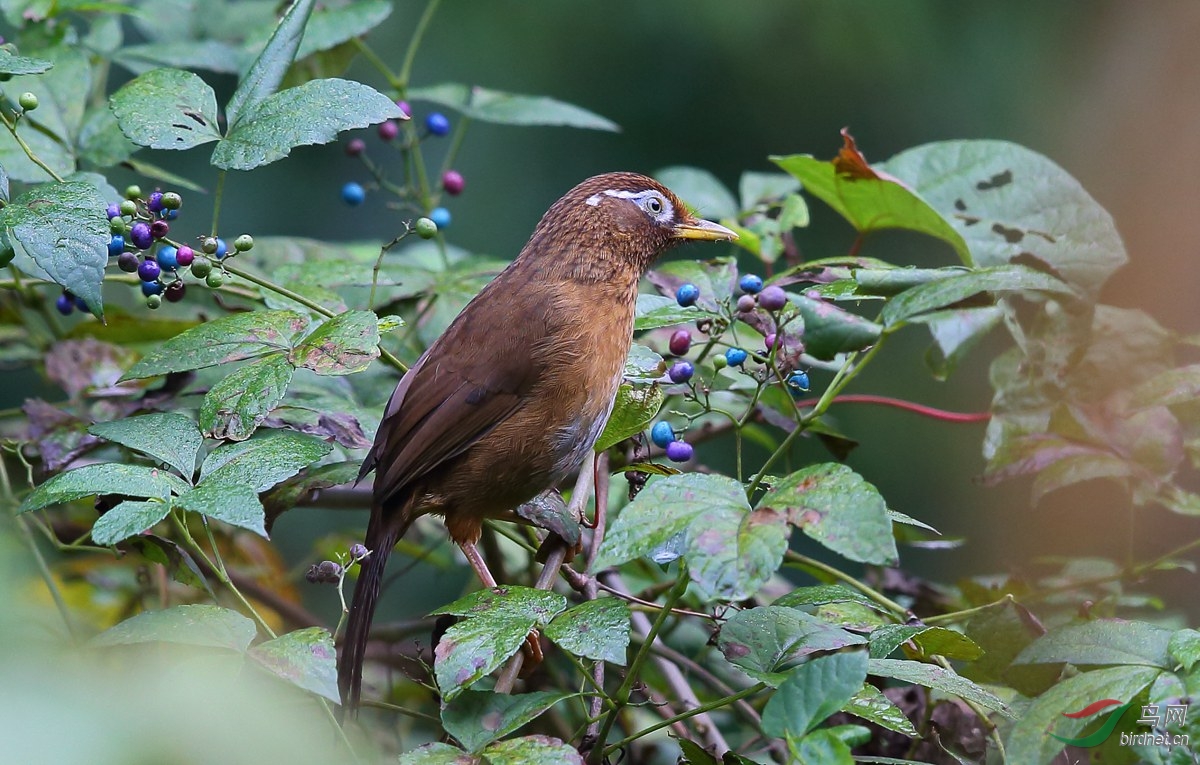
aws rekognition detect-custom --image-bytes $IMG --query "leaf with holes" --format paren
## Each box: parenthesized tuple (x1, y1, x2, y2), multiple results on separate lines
(109, 68, 222, 150)
(289, 310, 380, 375)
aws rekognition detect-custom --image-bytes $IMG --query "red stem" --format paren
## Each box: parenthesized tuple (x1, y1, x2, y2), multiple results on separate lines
(796, 393, 991, 424)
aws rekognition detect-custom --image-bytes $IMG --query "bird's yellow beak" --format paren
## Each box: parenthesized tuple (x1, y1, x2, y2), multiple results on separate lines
(673, 218, 738, 242)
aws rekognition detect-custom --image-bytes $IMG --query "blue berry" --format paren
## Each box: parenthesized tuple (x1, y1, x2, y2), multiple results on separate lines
(739, 274, 763, 294)
(725, 347, 748, 366)
(137, 259, 160, 281)
(341, 182, 366, 207)
(675, 283, 700, 307)
(786, 370, 810, 396)
(105, 203, 121, 220)
(665, 440, 694, 463)
(668, 360, 694, 384)
(141, 280, 163, 296)
(425, 112, 450, 136)
(55, 293, 73, 315)
(213, 238, 228, 259)
(650, 420, 675, 449)
(129, 221, 152, 250)
(430, 207, 451, 230)
(108, 235, 125, 256)
(73, 295, 88, 312)
(161, 208, 179, 220)
(146, 191, 164, 213)
(156, 245, 178, 270)
(758, 285, 788, 311)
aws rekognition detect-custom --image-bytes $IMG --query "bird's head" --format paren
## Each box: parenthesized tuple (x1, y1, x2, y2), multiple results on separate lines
(522, 172, 737, 281)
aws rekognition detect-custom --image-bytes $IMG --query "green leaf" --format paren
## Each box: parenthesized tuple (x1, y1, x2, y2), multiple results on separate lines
(482, 735, 583, 765)
(868, 624, 982, 661)
(5, 44, 88, 149)
(225, 0, 316, 129)
(868, 625, 925, 659)
(200, 354, 294, 441)
(719, 605, 867, 686)
(20, 462, 179, 513)
(78, 106, 137, 167)
(1013, 619, 1173, 669)
(759, 463, 898, 566)
(1169, 628, 1200, 672)
(397, 742, 470, 765)
(772, 153, 969, 262)
(772, 584, 881, 611)
(788, 293, 882, 360)
(786, 729, 855, 765)
(288, 309, 380, 375)
(247, 627, 338, 702)
(409, 83, 617, 131)
(646, 256, 738, 312)
(88, 413, 203, 479)
(595, 383, 663, 452)
(623, 343, 665, 382)
(779, 193, 810, 230)
(441, 691, 572, 754)
(515, 490, 580, 547)
(909, 306, 1003, 380)
(655, 166, 738, 219)
(108, 68, 222, 150)
(633, 294, 717, 332)
(880, 264, 1075, 327)
(91, 499, 172, 545)
(432, 585, 567, 625)
(762, 649, 868, 737)
(595, 473, 790, 600)
(91, 604, 257, 651)
(175, 481, 267, 538)
(1006, 665, 1160, 764)
(739, 171, 801, 211)
(868, 658, 1013, 717)
(545, 598, 630, 665)
(121, 310, 309, 380)
(1130, 364, 1200, 410)
(1, 181, 108, 315)
(114, 40, 246, 76)
(0, 48, 52, 74)
(212, 78, 402, 171)
(200, 431, 333, 493)
(841, 684, 919, 737)
(881, 139, 1127, 296)
(294, 0, 393, 59)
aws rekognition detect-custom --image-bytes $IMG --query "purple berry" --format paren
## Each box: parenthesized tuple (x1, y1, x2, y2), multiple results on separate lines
(55, 293, 73, 315)
(175, 245, 194, 267)
(345, 138, 365, 156)
(442, 169, 465, 196)
(665, 441, 694, 463)
(129, 221, 152, 250)
(106, 203, 121, 220)
(668, 360, 694, 384)
(425, 112, 450, 136)
(150, 219, 169, 239)
(396, 100, 411, 118)
(349, 543, 369, 560)
(117, 251, 139, 272)
(736, 294, 756, 313)
(378, 120, 399, 141)
(758, 285, 788, 311)
(668, 329, 691, 356)
(147, 191, 164, 213)
(137, 259, 160, 281)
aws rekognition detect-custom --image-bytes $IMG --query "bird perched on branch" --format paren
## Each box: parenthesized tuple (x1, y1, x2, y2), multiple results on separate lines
(339, 172, 736, 711)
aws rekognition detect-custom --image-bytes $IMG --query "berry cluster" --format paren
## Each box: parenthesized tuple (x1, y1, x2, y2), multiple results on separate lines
(341, 99, 462, 241)
(305, 543, 370, 585)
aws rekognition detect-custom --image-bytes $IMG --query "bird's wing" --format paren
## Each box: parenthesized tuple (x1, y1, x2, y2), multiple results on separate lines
(363, 280, 546, 507)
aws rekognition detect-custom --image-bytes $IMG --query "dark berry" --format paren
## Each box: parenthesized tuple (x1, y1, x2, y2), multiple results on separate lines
(725, 347, 748, 366)
(349, 543, 369, 560)
(205, 271, 225, 289)
(73, 294, 88, 312)
(156, 245, 178, 270)
(233, 234, 253, 252)
(739, 274, 764, 294)
(161, 192, 182, 210)
(124, 184, 142, 200)
(396, 100, 411, 118)
(107, 235, 125, 256)
(425, 112, 450, 136)
(129, 221, 152, 250)
(137, 259, 160, 281)
(675, 283, 700, 307)
(345, 138, 365, 156)
(650, 420, 675, 448)
(430, 207, 451, 229)
(106, 203, 121, 220)
(668, 329, 691, 356)
(377, 120, 399, 141)
(119, 199, 137, 217)
(55, 293, 73, 315)
(141, 279, 163, 296)
(17, 92, 37, 111)
(736, 294, 756, 313)
(758, 285, 787, 311)
(665, 440, 694, 463)
(146, 191, 164, 213)
(202, 237, 218, 254)
(786, 370, 810, 395)
(145, 293, 162, 309)
(213, 238, 228, 259)
(442, 169, 465, 196)
(189, 256, 212, 278)
(164, 280, 185, 302)
(414, 217, 437, 239)
(304, 564, 320, 584)
(668, 360, 694, 384)
(342, 182, 366, 207)
(150, 219, 169, 239)
(175, 246, 194, 267)
(117, 251, 139, 272)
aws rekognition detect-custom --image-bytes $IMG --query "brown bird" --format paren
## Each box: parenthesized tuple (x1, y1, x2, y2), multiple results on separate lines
(339, 171, 736, 711)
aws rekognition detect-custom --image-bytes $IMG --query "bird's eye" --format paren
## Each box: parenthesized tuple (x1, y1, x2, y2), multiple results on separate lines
(643, 195, 663, 215)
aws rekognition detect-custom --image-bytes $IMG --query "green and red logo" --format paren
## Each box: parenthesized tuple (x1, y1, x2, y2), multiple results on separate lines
(1051, 698, 1131, 747)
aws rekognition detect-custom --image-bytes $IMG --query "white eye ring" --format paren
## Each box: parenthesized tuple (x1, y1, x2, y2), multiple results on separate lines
(643, 196, 664, 215)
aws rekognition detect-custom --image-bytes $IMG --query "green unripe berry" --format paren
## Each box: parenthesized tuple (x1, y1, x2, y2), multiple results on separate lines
(713, 354, 728, 370)
(119, 199, 137, 217)
(205, 271, 225, 288)
(17, 92, 37, 111)
(124, 184, 142, 201)
(189, 256, 213, 278)
(145, 293, 162, 309)
(414, 217, 437, 239)
(202, 237, 218, 254)
(161, 192, 182, 210)
(233, 234, 253, 252)
(109, 217, 126, 235)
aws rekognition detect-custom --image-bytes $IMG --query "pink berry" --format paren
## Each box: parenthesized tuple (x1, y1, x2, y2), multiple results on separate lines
(175, 245, 194, 266)
(345, 138, 365, 156)
(378, 120, 399, 141)
(442, 169, 465, 196)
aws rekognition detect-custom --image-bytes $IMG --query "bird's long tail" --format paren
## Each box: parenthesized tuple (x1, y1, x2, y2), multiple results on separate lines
(338, 505, 413, 715)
